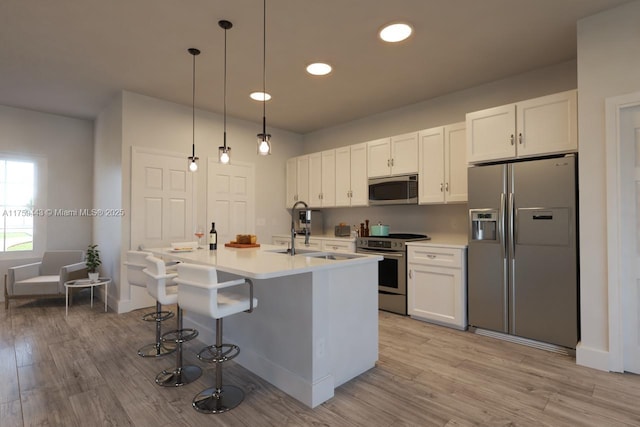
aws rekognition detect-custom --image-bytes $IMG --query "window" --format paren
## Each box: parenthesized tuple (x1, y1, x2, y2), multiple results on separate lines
(0, 159, 35, 252)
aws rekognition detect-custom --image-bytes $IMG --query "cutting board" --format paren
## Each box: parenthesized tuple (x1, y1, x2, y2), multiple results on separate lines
(225, 242, 261, 248)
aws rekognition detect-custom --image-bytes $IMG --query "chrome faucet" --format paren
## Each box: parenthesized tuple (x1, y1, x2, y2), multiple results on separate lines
(290, 200, 309, 255)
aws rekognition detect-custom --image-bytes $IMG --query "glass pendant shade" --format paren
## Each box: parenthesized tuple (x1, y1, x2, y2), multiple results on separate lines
(257, 133, 271, 155)
(188, 156, 199, 171)
(218, 146, 231, 164)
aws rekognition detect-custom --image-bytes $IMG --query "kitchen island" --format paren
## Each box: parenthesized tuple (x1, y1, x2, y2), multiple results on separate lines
(147, 244, 381, 408)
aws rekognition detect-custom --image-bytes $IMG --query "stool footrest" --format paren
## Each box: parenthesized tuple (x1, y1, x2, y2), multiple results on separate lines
(161, 328, 198, 344)
(142, 310, 174, 322)
(197, 344, 240, 363)
(155, 365, 202, 387)
(192, 385, 244, 414)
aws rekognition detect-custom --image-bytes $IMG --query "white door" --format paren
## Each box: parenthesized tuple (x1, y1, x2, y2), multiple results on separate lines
(207, 159, 255, 246)
(131, 147, 194, 250)
(621, 104, 640, 374)
(607, 92, 640, 375)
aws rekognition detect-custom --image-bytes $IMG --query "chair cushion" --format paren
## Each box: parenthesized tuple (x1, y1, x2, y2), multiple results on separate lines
(13, 275, 60, 295)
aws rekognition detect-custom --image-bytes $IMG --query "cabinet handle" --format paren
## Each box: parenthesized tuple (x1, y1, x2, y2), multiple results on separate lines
(518, 133, 523, 144)
(445, 182, 449, 192)
(427, 254, 436, 259)
(409, 269, 412, 279)
(440, 183, 444, 192)
(510, 134, 515, 145)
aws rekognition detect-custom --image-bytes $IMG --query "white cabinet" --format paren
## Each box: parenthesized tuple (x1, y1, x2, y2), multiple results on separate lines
(321, 239, 356, 253)
(273, 235, 355, 253)
(407, 245, 467, 330)
(285, 157, 298, 208)
(367, 132, 418, 178)
(466, 90, 577, 164)
(309, 150, 336, 208)
(419, 122, 467, 204)
(335, 142, 368, 207)
(285, 155, 311, 208)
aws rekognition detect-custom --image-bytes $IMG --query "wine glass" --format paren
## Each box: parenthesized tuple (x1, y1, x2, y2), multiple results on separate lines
(194, 225, 205, 249)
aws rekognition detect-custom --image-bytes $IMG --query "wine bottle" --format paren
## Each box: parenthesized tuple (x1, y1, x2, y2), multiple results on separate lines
(209, 222, 217, 250)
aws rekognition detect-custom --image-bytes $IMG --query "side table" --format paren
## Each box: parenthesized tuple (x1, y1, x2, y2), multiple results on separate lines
(64, 277, 111, 317)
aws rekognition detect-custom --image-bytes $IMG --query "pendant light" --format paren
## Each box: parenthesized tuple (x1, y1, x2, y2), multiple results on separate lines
(187, 48, 201, 172)
(257, 0, 271, 155)
(218, 20, 232, 164)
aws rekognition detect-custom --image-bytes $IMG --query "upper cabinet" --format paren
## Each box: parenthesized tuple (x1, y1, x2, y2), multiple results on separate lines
(308, 150, 336, 208)
(466, 90, 577, 164)
(419, 122, 467, 204)
(335, 142, 368, 207)
(367, 132, 419, 178)
(285, 155, 311, 208)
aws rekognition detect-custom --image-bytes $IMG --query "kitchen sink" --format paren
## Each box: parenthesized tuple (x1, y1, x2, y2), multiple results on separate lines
(267, 248, 362, 260)
(305, 253, 363, 261)
(268, 248, 321, 255)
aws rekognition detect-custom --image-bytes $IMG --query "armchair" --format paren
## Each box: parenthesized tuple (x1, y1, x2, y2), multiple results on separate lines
(4, 250, 87, 309)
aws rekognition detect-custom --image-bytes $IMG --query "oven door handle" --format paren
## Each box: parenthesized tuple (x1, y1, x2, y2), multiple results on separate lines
(357, 249, 404, 258)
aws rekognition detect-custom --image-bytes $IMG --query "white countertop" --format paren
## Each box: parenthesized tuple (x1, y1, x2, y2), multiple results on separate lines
(407, 234, 468, 249)
(147, 244, 381, 280)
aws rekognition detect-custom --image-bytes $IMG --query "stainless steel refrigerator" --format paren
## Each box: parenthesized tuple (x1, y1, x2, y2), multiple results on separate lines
(467, 154, 578, 349)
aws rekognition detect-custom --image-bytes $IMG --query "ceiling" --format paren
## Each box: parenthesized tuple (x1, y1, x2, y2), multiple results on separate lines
(0, 0, 630, 134)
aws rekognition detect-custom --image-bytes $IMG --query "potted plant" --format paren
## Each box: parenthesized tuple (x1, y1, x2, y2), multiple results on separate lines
(86, 244, 101, 282)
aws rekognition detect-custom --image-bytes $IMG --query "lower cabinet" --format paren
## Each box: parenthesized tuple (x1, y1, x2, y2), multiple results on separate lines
(407, 245, 467, 330)
(272, 235, 355, 253)
(321, 239, 356, 253)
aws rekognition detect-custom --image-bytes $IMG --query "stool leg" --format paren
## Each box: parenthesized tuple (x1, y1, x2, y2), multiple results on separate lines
(192, 318, 244, 414)
(155, 305, 202, 387)
(137, 302, 176, 357)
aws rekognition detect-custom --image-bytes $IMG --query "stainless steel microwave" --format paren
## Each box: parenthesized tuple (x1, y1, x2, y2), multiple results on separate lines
(368, 174, 418, 205)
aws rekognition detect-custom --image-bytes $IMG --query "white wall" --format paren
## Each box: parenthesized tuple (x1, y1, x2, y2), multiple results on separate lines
(0, 105, 93, 302)
(94, 93, 124, 307)
(119, 91, 304, 243)
(576, 0, 640, 370)
(303, 61, 577, 238)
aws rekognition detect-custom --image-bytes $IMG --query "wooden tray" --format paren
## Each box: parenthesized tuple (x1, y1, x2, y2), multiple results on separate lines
(225, 242, 261, 248)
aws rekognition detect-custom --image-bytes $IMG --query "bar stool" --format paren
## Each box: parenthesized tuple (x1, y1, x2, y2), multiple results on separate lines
(125, 251, 176, 358)
(144, 255, 202, 387)
(175, 263, 257, 414)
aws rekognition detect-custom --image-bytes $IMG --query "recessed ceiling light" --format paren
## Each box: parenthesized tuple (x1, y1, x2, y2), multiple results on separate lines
(250, 91, 271, 101)
(379, 22, 413, 43)
(306, 62, 332, 76)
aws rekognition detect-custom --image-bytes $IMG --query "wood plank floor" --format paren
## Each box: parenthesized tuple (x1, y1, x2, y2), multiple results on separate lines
(1, 293, 640, 426)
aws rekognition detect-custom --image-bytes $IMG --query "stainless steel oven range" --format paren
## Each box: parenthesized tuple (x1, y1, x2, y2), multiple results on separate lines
(356, 233, 430, 315)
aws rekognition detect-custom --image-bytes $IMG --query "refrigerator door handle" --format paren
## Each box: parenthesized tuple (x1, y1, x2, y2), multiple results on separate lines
(509, 192, 515, 257)
(500, 192, 506, 259)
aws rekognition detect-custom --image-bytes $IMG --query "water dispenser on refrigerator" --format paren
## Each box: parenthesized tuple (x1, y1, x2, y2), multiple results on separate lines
(470, 210, 498, 242)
